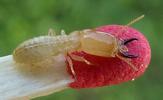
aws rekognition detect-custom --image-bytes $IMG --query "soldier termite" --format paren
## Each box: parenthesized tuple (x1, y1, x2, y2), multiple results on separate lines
(13, 15, 144, 78)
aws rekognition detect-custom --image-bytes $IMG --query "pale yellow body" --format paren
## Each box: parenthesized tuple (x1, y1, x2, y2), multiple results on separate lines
(13, 30, 119, 68)
(13, 34, 80, 67)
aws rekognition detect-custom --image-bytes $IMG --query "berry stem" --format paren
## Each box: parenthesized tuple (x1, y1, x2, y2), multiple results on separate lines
(126, 15, 144, 26)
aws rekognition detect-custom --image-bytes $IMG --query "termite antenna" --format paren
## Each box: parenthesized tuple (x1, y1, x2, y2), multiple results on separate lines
(48, 28, 56, 36)
(116, 54, 138, 71)
(126, 15, 145, 26)
(61, 29, 66, 35)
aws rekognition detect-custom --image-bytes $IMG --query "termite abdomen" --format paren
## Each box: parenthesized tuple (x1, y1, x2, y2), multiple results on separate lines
(13, 34, 80, 68)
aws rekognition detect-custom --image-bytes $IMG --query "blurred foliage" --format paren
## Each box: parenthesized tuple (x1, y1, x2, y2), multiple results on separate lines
(0, 0, 162, 100)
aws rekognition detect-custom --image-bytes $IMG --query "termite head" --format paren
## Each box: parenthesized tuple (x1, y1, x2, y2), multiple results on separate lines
(79, 29, 139, 70)
(80, 29, 138, 58)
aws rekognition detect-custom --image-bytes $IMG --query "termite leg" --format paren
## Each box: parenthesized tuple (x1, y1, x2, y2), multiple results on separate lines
(68, 52, 92, 65)
(116, 54, 138, 71)
(66, 52, 93, 79)
(66, 55, 77, 79)
(61, 29, 66, 35)
(48, 28, 56, 36)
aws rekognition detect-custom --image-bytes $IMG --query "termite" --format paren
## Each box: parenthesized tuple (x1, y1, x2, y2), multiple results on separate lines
(13, 15, 144, 77)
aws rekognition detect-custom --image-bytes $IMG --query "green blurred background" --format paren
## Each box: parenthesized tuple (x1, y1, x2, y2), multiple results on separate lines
(0, 0, 162, 100)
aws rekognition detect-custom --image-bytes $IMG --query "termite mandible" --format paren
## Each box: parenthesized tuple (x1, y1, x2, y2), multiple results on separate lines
(13, 15, 144, 77)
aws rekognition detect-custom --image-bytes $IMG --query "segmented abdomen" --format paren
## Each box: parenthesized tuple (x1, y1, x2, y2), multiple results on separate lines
(13, 34, 80, 65)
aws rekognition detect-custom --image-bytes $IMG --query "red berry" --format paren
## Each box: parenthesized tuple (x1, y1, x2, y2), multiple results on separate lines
(67, 25, 151, 88)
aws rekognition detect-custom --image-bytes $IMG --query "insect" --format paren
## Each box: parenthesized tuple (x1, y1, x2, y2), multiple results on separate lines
(13, 15, 144, 77)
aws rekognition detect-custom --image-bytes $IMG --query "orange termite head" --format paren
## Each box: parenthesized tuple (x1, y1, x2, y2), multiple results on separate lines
(80, 29, 138, 58)
(79, 29, 138, 70)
